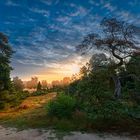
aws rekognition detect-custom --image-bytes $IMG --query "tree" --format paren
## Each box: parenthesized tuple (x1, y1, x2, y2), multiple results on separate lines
(126, 52, 140, 91)
(63, 77, 71, 85)
(42, 80, 48, 89)
(0, 32, 13, 91)
(79, 65, 88, 78)
(77, 18, 140, 98)
(26, 77, 38, 89)
(13, 76, 24, 91)
(37, 81, 42, 91)
(89, 53, 108, 72)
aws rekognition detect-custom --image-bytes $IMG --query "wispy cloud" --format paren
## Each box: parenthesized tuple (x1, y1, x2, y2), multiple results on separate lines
(103, 2, 117, 12)
(30, 8, 50, 17)
(89, 0, 100, 6)
(69, 5, 91, 17)
(128, 0, 140, 6)
(5, 0, 20, 6)
(40, 0, 59, 5)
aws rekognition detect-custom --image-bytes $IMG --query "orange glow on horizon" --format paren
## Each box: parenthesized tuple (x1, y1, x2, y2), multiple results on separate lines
(12, 55, 90, 83)
(16, 64, 81, 83)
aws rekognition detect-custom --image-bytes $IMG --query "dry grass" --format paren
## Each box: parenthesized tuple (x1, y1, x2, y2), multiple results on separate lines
(20, 92, 57, 108)
(0, 92, 57, 119)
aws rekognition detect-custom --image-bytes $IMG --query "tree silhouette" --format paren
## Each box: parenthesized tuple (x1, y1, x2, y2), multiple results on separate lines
(0, 32, 13, 90)
(37, 81, 42, 91)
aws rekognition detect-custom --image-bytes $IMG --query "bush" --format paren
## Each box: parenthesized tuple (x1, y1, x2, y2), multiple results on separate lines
(19, 91, 29, 99)
(46, 94, 76, 118)
(0, 90, 29, 109)
(0, 101, 6, 109)
(86, 100, 130, 122)
(32, 89, 48, 96)
(0, 90, 19, 109)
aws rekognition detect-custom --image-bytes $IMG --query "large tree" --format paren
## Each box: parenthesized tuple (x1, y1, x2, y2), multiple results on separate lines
(0, 32, 13, 91)
(77, 18, 140, 98)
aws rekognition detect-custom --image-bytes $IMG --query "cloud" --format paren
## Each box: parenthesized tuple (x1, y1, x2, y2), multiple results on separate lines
(103, 2, 117, 12)
(71, 6, 88, 17)
(114, 10, 140, 25)
(56, 16, 72, 25)
(30, 8, 50, 17)
(89, 0, 100, 6)
(40, 0, 59, 5)
(5, 0, 20, 6)
(128, 0, 140, 6)
(69, 5, 91, 17)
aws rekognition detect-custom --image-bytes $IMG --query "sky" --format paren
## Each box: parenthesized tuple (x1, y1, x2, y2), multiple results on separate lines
(0, 0, 140, 82)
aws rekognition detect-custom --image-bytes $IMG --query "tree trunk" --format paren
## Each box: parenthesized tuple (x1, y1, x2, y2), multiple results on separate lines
(112, 75, 121, 98)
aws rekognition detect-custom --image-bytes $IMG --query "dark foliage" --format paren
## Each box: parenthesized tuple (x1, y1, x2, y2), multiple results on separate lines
(47, 93, 76, 119)
(76, 18, 140, 98)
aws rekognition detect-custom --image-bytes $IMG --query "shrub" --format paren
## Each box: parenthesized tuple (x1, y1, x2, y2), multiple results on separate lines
(0, 90, 29, 109)
(0, 90, 19, 109)
(46, 94, 76, 118)
(32, 89, 48, 96)
(85, 100, 131, 124)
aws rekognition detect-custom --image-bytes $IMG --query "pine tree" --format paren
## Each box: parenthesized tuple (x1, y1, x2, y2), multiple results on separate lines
(0, 32, 13, 91)
(37, 81, 42, 91)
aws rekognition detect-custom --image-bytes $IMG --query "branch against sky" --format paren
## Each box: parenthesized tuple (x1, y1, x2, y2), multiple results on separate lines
(77, 18, 140, 68)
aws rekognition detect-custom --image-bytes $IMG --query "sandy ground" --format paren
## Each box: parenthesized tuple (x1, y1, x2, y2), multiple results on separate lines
(0, 126, 139, 140)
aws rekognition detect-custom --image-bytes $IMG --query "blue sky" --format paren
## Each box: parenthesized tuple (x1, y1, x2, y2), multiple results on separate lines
(0, 0, 140, 82)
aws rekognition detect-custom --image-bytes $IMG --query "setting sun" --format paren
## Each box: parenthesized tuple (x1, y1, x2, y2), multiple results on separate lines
(70, 64, 80, 74)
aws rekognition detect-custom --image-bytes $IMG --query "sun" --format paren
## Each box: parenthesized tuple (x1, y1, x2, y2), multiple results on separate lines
(70, 64, 80, 74)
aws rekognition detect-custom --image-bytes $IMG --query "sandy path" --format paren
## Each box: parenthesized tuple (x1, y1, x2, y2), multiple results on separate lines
(0, 126, 139, 140)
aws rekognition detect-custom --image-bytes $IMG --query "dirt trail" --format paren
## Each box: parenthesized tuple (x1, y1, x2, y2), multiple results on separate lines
(0, 126, 139, 140)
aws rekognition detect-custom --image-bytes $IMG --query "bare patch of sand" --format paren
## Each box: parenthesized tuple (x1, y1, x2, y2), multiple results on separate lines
(0, 126, 139, 140)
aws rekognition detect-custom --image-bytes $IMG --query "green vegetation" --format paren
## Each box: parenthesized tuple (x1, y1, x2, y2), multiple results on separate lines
(0, 32, 13, 91)
(47, 94, 76, 119)
(0, 90, 29, 109)
(32, 89, 48, 96)
(45, 18, 140, 133)
(0, 32, 29, 109)
(13, 76, 24, 91)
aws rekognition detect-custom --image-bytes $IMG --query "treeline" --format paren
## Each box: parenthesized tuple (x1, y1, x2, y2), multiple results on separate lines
(13, 76, 71, 90)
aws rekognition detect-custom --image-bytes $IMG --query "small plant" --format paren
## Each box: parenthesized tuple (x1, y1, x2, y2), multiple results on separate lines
(46, 94, 76, 119)
(32, 89, 48, 96)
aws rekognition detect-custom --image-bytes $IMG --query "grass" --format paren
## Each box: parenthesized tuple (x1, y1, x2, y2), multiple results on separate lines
(0, 92, 88, 132)
(0, 92, 85, 131)
(0, 93, 57, 129)
(0, 107, 87, 131)
(0, 92, 139, 135)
